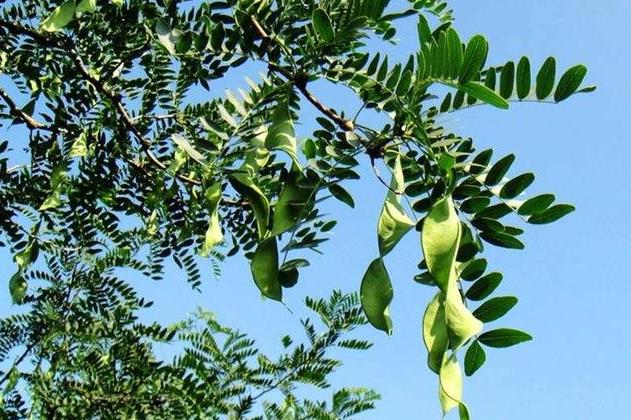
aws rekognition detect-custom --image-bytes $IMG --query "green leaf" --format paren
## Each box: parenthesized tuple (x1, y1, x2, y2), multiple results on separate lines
(112, 0, 124, 7)
(479, 231, 525, 250)
(422, 293, 449, 374)
(76, 0, 96, 14)
(464, 341, 486, 376)
(329, 184, 355, 208)
(554, 64, 588, 102)
(422, 197, 460, 291)
(459, 35, 488, 83)
(201, 183, 223, 256)
(485, 154, 515, 186)
(475, 203, 513, 219)
(312, 8, 335, 43)
(459, 82, 509, 110)
(250, 237, 282, 301)
(516, 57, 531, 100)
(69, 132, 89, 158)
(460, 196, 490, 214)
(500, 173, 535, 199)
(272, 166, 316, 236)
(499, 61, 515, 99)
(155, 19, 178, 55)
(266, 101, 298, 164)
(439, 355, 463, 415)
(229, 173, 270, 239)
(460, 258, 487, 281)
(478, 328, 532, 348)
(40, 0, 75, 32)
(14, 243, 37, 270)
(172, 133, 205, 163)
(465, 272, 503, 301)
(39, 190, 63, 211)
(360, 258, 393, 335)
(518, 194, 555, 216)
(417, 14, 432, 45)
(536, 57, 556, 100)
(396, 69, 413, 96)
(278, 267, 299, 288)
(378, 156, 415, 256)
(527, 204, 575, 224)
(9, 272, 27, 304)
(459, 403, 471, 420)
(473, 296, 518, 322)
(447, 28, 463, 79)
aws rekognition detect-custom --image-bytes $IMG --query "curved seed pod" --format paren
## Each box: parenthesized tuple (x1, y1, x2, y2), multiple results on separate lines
(229, 173, 270, 240)
(360, 258, 393, 335)
(445, 278, 483, 349)
(439, 354, 463, 415)
(378, 155, 414, 256)
(201, 183, 223, 256)
(422, 293, 449, 374)
(250, 237, 282, 301)
(422, 196, 461, 291)
(272, 165, 316, 236)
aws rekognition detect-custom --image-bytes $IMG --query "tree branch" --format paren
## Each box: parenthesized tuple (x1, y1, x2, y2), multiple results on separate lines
(250, 17, 354, 132)
(0, 86, 49, 130)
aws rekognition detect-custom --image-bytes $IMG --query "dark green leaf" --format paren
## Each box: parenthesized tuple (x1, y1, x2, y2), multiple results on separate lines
(329, 184, 355, 208)
(500, 173, 535, 199)
(459, 82, 509, 110)
(312, 8, 335, 43)
(465, 273, 503, 301)
(485, 154, 515, 186)
(475, 203, 513, 219)
(480, 231, 525, 249)
(478, 328, 532, 348)
(554, 64, 588, 102)
(527, 204, 575, 224)
(473, 297, 518, 322)
(459, 35, 488, 83)
(464, 341, 486, 376)
(499, 61, 515, 99)
(278, 268, 299, 288)
(536, 57, 556, 100)
(516, 57, 531, 99)
(460, 258, 487, 281)
(518, 194, 555, 216)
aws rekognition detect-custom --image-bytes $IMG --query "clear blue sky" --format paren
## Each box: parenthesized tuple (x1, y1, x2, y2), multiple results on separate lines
(2, 1, 630, 419)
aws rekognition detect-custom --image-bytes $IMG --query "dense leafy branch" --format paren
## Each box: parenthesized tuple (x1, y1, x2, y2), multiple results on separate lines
(0, 0, 593, 418)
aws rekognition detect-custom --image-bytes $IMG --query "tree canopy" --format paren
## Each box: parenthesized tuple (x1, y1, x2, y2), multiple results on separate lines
(0, 0, 593, 418)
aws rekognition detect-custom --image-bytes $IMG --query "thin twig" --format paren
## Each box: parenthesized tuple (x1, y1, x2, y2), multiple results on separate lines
(250, 17, 355, 132)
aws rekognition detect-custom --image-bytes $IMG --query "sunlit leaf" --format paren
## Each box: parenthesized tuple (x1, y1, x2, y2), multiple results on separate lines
(40, 0, 75, 32)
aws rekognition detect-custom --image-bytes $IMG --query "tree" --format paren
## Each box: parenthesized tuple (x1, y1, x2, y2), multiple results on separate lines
(0, 0, 593, 418)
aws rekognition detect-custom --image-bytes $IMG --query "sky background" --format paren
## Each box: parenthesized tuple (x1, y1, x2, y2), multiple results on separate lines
(2, 1, 631, 419)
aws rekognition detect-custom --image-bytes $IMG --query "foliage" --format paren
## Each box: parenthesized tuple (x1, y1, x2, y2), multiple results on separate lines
(0, 0, 592, 418)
